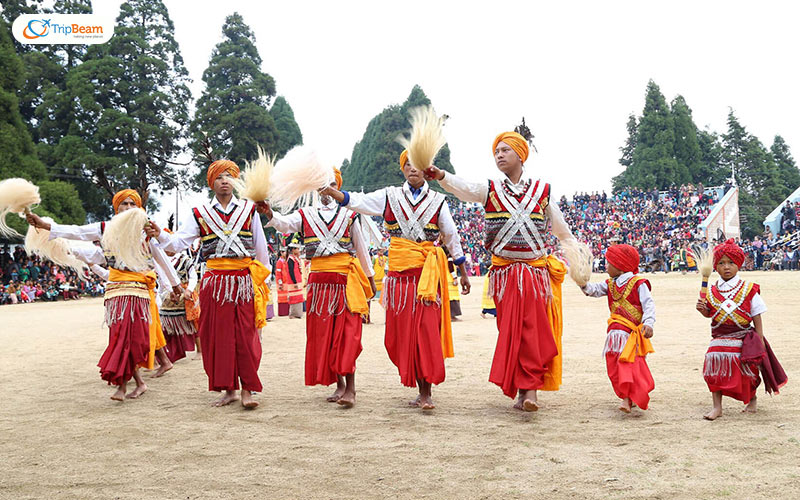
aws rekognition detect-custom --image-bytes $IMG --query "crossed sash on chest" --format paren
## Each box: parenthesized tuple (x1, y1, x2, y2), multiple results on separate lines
(489, 180, 547, 254)
(301, 206, 351, 257)
(386, 186, 444, 242)
(198, 200, 255, 258)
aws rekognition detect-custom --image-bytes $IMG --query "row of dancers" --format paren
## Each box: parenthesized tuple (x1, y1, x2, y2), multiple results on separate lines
(24, 130, 787, 418)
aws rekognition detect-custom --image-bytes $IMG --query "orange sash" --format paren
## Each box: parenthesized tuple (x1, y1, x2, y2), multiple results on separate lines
(206, 257, 271, 328)
(491, 255, 566, 391)
(388, 237, 453, 359)
(310, 253, 373, 316)
(608, 313, 654, 363)
(108, 268, 165, 370)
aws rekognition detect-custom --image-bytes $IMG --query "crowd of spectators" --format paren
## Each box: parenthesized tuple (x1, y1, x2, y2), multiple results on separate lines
(1, 245, 105, 306)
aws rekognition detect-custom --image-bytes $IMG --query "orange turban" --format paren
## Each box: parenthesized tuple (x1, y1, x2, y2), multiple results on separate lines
(206, 159, 240, 188)
(492, 132, 529, 163)
(112, 189, 142, 214)
(399, 149, 409, 170)
(333, 167, 343, 190)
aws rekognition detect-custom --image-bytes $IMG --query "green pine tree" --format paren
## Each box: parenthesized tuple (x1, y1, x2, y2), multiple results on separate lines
(670, 95, 704, 183)
(612, 113, 637, 192)
(722, 111, 784, 237)
(269, 96, 303, 159)
(770, 135, 800, 193)
(343, 85, 455, 192)
(43, 0, 192, 215)
(0, 20, 84, 235)
(190, 12, 277, 187)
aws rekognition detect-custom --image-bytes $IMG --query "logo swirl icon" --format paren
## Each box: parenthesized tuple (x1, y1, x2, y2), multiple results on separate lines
(23, 19, 50, 39)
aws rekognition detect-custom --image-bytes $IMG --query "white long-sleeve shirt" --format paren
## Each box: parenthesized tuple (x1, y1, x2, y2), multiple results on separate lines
(156, 195, 270, 267)
(438, 170, 575, 242)
(339, 182, 465, 263)
(581, 272, 656, 328)
(49, 222, 180, 287)
(267, 200, 374, 277)
(70, 245, 110, 281)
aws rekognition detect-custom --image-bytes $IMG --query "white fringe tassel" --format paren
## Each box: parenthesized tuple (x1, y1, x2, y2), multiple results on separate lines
(603, 330, 629, 356)
(104, 296, 151, 326)
(383, 275, 440, 315)
(161, 315, 196, 336)
(202, 273, 253, 304)
(488, 262, 551, 303)
(307, 282, 346, 316)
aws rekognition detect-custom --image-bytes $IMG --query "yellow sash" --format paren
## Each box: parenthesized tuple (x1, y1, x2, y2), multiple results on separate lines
(491, 255, 566, 391)
(388, 237, 453, 359)
(608, 313, 654, 363)
(108, 268, 165, 370)
(310, 253, 374, 316)
(206, 257, 271, 329)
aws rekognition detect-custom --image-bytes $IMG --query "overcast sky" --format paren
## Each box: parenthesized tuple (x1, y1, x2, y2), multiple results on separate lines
(67, 1, 800, 211)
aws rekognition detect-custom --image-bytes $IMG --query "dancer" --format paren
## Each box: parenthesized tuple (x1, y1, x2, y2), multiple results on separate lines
(580, 244, 655, 413)
(696, 239, 787, 420)
(426, 131, 576, 411)
(286, 238, 305, 318)
(264, 167, 376, 407)
(275, 248, 289, 316)
(321, 150, 470, 410)
(148, 160, 271, 409)
(159, 237, 200, 363)
(26, 189, 182, 400)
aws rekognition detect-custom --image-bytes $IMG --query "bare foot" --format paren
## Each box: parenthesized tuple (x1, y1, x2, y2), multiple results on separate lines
(522, 399, 539, 412)
(619, 398, 632, 413)
(152, 361, 173, 378)
(110, 387, 125, 401)
(212, 391, 240, 407)
(480, 312, 486, 319)
(327, 386, 346, 403)
(126, 384, 148, 399)
(703, 407, 722, 420)
(408, 395, 421, 408)
(337, 391, 356, 408)
(241, 390, 259, 409)
(743, 398, 758, 413)
(421, 398, 435, 411)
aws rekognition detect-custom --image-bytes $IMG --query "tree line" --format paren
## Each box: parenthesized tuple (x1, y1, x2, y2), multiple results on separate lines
(1, 0, 302, 228)
(614, 80, 800, 237)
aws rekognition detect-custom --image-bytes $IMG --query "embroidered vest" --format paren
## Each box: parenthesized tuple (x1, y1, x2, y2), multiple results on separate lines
(383, 186, 445, 242)
(99, 221, 153, 273)
(484, 178, 550, 260)
(192, 201, 257, 262)
(707, 280, 759, 334)
(606, 275, 650, 333)
(299, 206, 356, 259)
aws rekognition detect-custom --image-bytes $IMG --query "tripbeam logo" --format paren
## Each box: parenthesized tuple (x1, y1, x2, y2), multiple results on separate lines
(13, 14, 114, 44)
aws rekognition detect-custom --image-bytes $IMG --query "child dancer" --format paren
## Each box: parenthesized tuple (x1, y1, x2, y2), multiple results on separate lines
(580, 244, 655, 413)
(696, 239, 787, 420)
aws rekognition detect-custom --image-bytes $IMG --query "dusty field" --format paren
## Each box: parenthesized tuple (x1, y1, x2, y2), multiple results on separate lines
(0, 271, 798, 499)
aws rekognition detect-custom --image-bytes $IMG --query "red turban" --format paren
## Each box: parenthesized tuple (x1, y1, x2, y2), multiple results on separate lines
(606, 244, 640, 273)
(333, 167, 343, 189)
(713, 239, 745, 268)
(206, 159, 240, 189)
(111, 189, 142, 214)
(399, 149, 409, 170)
(492, 132, 530, 163)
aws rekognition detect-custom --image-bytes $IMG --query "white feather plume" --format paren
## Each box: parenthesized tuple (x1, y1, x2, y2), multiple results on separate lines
(560, 239, 594, 287)
(24, 217, 89, 278)
(234, 147, 274, 202)
(397, 106, 447, 170)
(0, 178, 41, 238)
(269, 145, 332, 210)
(101, 208, 150, 272)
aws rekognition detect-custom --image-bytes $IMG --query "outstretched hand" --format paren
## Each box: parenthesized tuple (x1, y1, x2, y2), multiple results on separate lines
(144, 221, 161, 239)
(423, 166, 445, 182)
(25, 212, 50, 230)
(255, 201, 273, 218)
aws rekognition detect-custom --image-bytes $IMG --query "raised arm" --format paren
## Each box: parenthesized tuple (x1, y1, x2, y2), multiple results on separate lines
(350, 217, 375, 278)
(320, 186, 388, 217)
(546, 202, 575, 242)
(155, 211, 200, 253)
(49, 221, 103, 242)
(437, 171, 489, 205)
(581, 280, 609, 297)
(149, 240, 181, 288)
(264, 209, 303, 234)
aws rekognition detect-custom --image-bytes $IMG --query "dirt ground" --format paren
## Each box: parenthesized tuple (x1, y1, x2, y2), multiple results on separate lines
(1, 271, 798, 499)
